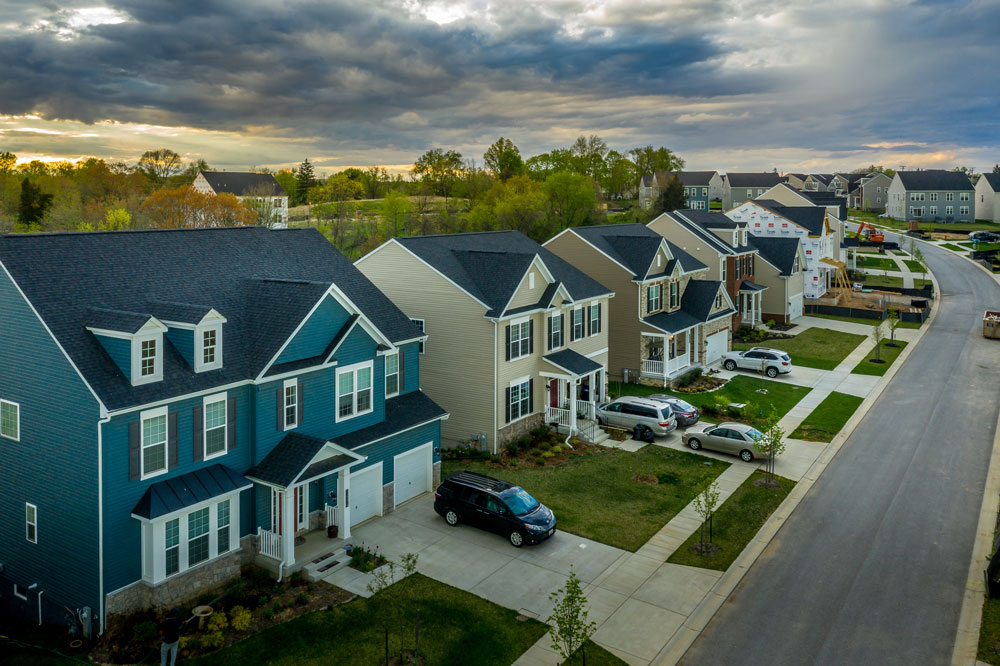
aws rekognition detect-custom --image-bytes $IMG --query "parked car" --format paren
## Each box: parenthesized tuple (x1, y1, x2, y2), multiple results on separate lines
(646, 395, 700, 426)
(970, 230, 1000, 242)
(433, 471, 556, 547)
(682, 422, 765, 462)
(595, 396, 677, 436)
(720, 347, 792, 377)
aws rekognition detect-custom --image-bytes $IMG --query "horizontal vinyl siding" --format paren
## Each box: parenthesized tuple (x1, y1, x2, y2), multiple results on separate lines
(101, 384, 255, 594)
(165, 328, 195, 368)
(0, 266, 103, 615)
(275, 295, 352, 365)
(352, 420, 441, 486)
(95, 335, 132, 382)
(357, 242, 495, 448)
(507, 266, 546, 309)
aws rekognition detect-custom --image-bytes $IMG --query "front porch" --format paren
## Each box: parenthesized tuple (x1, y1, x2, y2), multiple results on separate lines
(641, 327, 697, 385)
(541, 349, 607, 443)
(738, 280, 767, 328)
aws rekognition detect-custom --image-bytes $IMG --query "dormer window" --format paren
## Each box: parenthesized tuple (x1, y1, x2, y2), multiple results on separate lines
(732, 231, 738, 246)
(131, 331, 164, 385)
(195, 324, 223, 372)
(141, 339, 157, 377)
(203, 329, 217, 364)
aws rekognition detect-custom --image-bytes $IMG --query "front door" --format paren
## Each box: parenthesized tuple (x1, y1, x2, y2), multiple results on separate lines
(294, 485, 308, 532)
(549, 379, 559, 408)
(271, 488, 283, 536)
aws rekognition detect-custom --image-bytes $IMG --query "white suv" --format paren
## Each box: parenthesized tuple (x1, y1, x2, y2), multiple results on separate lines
(720, 347, 792, 378)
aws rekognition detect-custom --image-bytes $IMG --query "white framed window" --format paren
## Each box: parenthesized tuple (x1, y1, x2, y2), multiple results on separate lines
(145, 496, 240, 584)
(130, 332, 163, 385)
(647, 284, 662, 312)
(337, 361, 374, 421)
(571, 307, 585, 339)
(140, 338, 156, 376)
(721, 258, 726, 281)
(0, 399, 19, 441)
(946, 192, 954, 201)
(589, 303, 600, 335)
(195, 325, 223, 372)
(508, 377, 532, 422)
(203, 393, 228, 460)
(549, 313, 563, 349)
(946, 206, 954, 215)
(960, 206, 970, 216)
(217, 499, 231, 554)
(13, 584, 28, 600)
(509, 319, 532, 359)
(876, 197, 881, 204)
(669, 281, 679, 309)
(165, 518, 180, 576)
(929, 193, 938, 201)
(385, 352, 400, 397)
(411, 319, 425, 354)
(26, 502, 37, 543)
(140, 406, 168, 480)
(961, 192, 970, 201)
(188, 507, 211, 566)
(702, 187, 708, 196)
(283, 379, 298, 429)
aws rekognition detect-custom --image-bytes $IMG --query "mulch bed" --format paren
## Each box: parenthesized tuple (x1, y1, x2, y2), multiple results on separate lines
(674, 376, 726, 393)
(768, 322, 797, 332)
(733, 330, 794, 344)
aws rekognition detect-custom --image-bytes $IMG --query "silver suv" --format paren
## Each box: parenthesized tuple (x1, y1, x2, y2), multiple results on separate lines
(720, 347, 792, 378)
(596, 396, 677, 436)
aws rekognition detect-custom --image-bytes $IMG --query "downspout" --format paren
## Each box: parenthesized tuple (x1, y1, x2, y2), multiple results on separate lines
(28, 584, 41, 625)
(97, 411, 111, 635)
(493, 320, 498, 455)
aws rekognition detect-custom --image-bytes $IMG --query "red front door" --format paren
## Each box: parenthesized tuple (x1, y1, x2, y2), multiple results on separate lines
(549, 379, 559, 408)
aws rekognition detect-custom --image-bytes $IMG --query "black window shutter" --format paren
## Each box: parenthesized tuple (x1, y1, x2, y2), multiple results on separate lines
(505, 325, 512, 361)
(505, 387, 512, 423)
(547, 316, 552, 351)
(528, 320, 534, 354)
(646, 286, 651, 309)
(297, 381, 305, 423)
(586, 307, 592, 336)
(570, 312, 576, 342)
(227, 397, 237, 451)
(597, 303, 602, 333)
(560, 314, 565, 345)
(529, 379, 534, 413)
(276, 387, 284, 431)
(168, 411, 178, 468)
(128, 421, 140, 481)
(193, 405, 204, 462)
(397, 353, 406, 395)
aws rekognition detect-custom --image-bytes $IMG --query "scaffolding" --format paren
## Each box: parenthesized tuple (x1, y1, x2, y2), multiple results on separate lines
(820, 257, 853, 305)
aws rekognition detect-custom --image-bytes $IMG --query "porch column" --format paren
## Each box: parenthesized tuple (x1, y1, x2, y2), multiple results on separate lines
(663, 335, 669, 387)
(281, 489, 295, 565)
(569, 378, 578, 434)
(337, 472, 352, 540)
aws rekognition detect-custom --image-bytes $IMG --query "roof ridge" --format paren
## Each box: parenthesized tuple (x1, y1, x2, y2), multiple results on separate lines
(1, 226, 265, 239)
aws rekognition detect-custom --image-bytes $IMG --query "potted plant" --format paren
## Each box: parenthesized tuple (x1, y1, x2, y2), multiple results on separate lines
(327, 524, 339, 538)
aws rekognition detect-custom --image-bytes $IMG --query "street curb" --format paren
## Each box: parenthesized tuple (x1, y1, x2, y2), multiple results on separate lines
(651, 256, 941, 666)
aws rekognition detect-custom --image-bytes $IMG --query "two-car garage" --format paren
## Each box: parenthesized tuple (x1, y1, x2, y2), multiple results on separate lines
(348, 442, 433, 527)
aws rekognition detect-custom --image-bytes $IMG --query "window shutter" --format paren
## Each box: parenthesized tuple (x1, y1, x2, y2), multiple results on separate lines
(560, 314, 565, 344)
(570, 312, 576, 342)
(646, 286, 651, 310)
(276, 387, 283, 431)
(169, 411, 179, 469)
(128, 421, 140, 481)
(193, 405, 204, 462)
(529, 379, 534, 413)
(297, 382, 305, 423)
(586, 307, 592, 337)
(397, 353, 406, 394)
(528, 320, 534, 354)
(505, 325, 511, 361)
(505, 387, 512, 423)
(547, 316, 552, 351)
(597, 303, 602, 333)
(227, 397, 237, 451)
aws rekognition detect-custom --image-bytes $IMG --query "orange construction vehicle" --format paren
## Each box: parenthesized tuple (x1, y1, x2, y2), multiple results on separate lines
(855, 221, 885, 243)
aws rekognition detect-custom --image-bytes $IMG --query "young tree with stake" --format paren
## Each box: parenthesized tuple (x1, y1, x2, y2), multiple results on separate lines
(886, 306, 900, 346)
(692, 481, 721, 554)
(547, 568, 597, 665)
(752, 406, 786, 489)
(871, 319, 885, 363)
(367, 553, 419, 664)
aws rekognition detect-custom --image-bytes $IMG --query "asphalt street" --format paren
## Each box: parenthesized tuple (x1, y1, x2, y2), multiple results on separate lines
(680, 231, 1000, 666)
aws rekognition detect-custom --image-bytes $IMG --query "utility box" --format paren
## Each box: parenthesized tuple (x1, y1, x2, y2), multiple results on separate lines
(984, 310, 1000, 339)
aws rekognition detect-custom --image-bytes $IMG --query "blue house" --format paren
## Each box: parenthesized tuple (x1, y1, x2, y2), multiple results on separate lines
(0, 227, 446, 631)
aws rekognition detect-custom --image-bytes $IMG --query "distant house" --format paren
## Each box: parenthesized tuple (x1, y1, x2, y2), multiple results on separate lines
(723, 173, 786, 209)
(885, 170, 975, 222)
(756, 183, 847, 255)
(638, 171, 724, 210)
(975, 173, 1000, 222)
(728, 200, 840, 299)
(783, 173, 809, 190)
(545, 223, 734, 383)
(648, 210, 766, 330)
(850, 172, 893, 213)
(831, 173, 863, 196)
(193, 171, 289, 226)
(356, 231, 614, 451)
(748, 236, 807, 323)
(803, 174, 835, 192)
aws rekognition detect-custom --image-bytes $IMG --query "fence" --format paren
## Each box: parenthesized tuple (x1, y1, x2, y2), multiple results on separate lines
(806, 303, 929, 324)
(258, 527, 282, 561)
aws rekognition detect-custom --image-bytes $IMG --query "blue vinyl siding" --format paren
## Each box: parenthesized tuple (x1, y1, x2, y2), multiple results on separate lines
(351, 420, 441, 485)
(165, 328, 195, 368)
(275, 295, 351, 364)
(0, 268, 103, 616)
(100, 384, 254, 595)
(399, 342, 420, 394)
(95, 335, 132, 381)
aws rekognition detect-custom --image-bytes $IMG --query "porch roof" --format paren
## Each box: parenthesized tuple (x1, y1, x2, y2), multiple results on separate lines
(739, 279, 768, 292)
(642, 310, 701, 334)
(543, 349, 602, 377)
(246, 432, 363, 489)
(131, 463, 251, 520)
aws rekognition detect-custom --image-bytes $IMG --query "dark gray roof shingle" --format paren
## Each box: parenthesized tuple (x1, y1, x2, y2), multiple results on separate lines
(85, 307, 154, 334)
(200, 171, 286, 197)
(333, 391, 448, 450)
(568, 223, 707, 278)
(748, 236, 801, 277)
(246, 432, 331, 488)
(0, 227, 422, 410)
(982, 174, 1000, 191)
(543, 349, 603, 376)
(753, 202, 828, 236)
(653, 171, 717, 187)
(131, 463, 251, 519)
(725, 173, 785, 188)
(643, 279, 732, 333)
(896, 170, 974, 191)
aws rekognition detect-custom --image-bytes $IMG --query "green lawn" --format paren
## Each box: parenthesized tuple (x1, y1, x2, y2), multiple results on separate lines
(979, 595, 1000, 664)
(891, 249, 910, 256)
(862, 215, 1000, 233)
(666, 471, 794, 571)
(789, 392, 864, 442)
(856, 256, 900, 271)
(806, 313, 922, 329)
(611, 375, 810, 424)
(859, 274, 903, 288)
(851, 340, 908, 376)
(939, 243, 968, 252)
(734, 327, 865, 370)
(565, 644, 630, 665)
(190, 574, 562, 666)
(444, 446, 728, 552)
(903, 259, 925, 272)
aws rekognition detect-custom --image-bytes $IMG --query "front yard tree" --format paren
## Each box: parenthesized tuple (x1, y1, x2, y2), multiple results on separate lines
(886, 306, 900, 346)
(547, 567, 597, 665)
(872, 319, 885, 362)
(752, 406, 786, 489)
(367, 553, 419, 664)
(692, 481, 721, 554)
(18, 177, 53, 228)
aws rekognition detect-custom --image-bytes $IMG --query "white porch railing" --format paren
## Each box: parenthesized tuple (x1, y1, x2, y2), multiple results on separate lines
(546, 406, 571, 427)
(258, 527, 283, 561)
(575, 400, 595, 421)
(666, 354, 690, 375)
(325, 504, 337, 528)
(643, 356, 691, 377)
(642, 359, 664, 376)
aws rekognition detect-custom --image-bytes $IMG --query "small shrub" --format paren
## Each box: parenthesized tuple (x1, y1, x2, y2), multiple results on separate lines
(674, 367, 703, 388)
(273, 584, 286, 595)
(180, 636, 200, 650)
(307, 583, 315, 592)
(541, 451, 555, 459)
(201, 630, 224, 650)
(262, 608, 275, 620)
(711, 394, 730, 415)
(296, 592, 308, 605)
(535, 456, 546, 466)
(248, 567, 273, 589)
(765, 319, 776, 328)
(290, 570, 302, 581)
(509, 459, 518, 467)
(257, 595, 269, 606)
(505, 440, 520, 456)
(207, 611, 228, 633)
(133, 621, 158, 643)
(224, 577, 246, 599)
(229, 606, 252, 632)
(529, 426, 550, 442)
(551, 445, 562, 454)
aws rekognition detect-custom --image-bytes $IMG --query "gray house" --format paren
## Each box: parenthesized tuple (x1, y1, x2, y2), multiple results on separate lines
(975, 173, 1000, 222)
(850, 172, 893, 213)
(803, 174, 835, 192)
(831, 173, 863, 196)
(639, 171, 724, 210)
(885, 170, 975, 222)
(723, 173, 786, 209)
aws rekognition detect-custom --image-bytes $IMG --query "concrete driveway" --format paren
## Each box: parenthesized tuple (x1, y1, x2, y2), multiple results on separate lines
(347, 494, 627, 621)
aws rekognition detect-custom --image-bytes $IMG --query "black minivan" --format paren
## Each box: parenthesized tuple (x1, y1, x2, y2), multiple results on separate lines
(433, 471, 556, 547)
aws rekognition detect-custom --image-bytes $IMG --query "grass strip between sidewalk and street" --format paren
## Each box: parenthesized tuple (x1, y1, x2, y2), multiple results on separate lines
(856, 256, 900, 271)
(979, 591, 1000, 664)
(903, 259, 925, 272)
(790, 392, 864, 442)
(851, 340, 908, 376)
(734, 327, 866, 370)
(444, 446, 728, 552)
(806, 313, 922, 329)
(666, 470, 794, 571)
(939, 243, 968, 252)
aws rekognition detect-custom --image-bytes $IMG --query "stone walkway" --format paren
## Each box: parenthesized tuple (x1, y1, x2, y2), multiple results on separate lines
(514, 316, 919, 665)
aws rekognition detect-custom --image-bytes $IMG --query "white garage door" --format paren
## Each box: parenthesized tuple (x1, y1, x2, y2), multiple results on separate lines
(350, 464, 381, 526)
(788, 294, 803, 321)
(705, 330, 728, 365)
(394, 444, 431, 506)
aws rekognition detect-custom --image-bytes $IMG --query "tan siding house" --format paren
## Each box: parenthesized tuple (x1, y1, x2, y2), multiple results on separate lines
(357, 231, 613, 453)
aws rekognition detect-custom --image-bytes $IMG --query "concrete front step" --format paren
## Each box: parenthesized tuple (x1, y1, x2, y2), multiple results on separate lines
(302, 546, 351, 582)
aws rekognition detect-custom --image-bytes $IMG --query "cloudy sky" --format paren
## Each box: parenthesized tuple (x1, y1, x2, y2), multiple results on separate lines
(1, 0, 998, 173)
